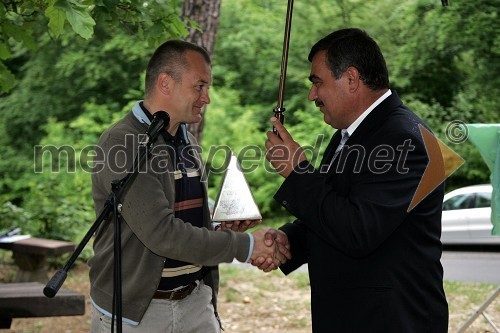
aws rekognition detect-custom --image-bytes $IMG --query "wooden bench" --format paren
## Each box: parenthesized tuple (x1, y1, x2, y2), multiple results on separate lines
(0, 237, 75, 282)
(0, 282, 85, 329)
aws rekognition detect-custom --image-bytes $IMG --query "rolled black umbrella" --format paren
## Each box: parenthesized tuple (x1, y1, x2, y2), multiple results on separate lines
(272, 0, 294, 136)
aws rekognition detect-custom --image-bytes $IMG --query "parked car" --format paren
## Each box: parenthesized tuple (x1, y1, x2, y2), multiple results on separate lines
(441, 184, 500, 245)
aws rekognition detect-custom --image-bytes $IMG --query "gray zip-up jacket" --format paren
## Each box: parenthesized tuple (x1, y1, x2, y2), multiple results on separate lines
(89, 111, 250, 322)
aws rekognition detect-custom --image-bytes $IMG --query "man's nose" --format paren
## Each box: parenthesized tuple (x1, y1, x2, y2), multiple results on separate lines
(308, 86, 317, 101)
(200, 91, 211, 105)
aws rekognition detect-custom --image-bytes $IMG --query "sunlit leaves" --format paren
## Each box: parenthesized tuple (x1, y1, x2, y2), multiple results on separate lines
(45, 4, 67, 38)
(1, 0, 189, 92)
(61, 1, 96, 40)
(0, 62, 15, 92)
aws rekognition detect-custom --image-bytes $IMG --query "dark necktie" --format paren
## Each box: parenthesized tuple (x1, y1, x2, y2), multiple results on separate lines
(327, 130, 349, 172)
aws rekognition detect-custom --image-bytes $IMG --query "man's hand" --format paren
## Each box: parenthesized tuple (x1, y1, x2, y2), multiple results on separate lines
(215, 219, 262, 232)
(250, 228, 291, 272)
(265, 117, 307, 178)
(250, 228, 290, 268)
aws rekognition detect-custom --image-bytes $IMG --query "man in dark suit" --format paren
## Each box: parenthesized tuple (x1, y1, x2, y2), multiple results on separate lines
(257, 28, 449, 332)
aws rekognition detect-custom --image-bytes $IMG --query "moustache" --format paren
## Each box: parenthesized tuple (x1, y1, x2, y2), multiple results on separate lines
(315, 99, 324, 107)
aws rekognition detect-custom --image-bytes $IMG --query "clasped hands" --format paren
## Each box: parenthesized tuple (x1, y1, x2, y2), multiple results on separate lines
(215, 222, 291, 271)
(249, 228, 291, 272)
(215, 221, 290, 271)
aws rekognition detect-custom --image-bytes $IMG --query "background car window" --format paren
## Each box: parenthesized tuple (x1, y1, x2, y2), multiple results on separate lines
(474, 192, 491, 208)
(443, 194, 474, 211)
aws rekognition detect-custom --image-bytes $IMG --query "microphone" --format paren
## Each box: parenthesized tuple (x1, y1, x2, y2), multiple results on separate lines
(143, 111, 170, 144)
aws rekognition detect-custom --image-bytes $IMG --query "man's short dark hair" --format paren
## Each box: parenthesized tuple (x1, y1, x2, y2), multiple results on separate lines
(145, 40, 211, 97)
(308, 28, 389, 90)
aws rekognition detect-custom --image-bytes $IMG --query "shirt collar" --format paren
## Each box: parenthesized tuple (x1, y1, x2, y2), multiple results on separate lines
(345, 89, 392, 136)
(132, 100, 150, 125)
(132, 100, 190, 145)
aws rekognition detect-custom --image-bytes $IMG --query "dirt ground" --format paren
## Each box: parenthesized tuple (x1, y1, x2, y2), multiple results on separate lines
(1, 263, 310, 333)
(1, 263, 499, 333)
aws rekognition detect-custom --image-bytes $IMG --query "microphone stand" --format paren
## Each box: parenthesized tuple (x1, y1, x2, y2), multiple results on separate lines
(44, 116, 168, 333)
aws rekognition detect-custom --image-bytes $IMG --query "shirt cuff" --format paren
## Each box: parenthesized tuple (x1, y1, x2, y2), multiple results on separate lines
(244, 233, 254, 263)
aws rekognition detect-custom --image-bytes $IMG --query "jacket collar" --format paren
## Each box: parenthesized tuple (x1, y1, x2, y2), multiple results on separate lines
(346, 90, 403, 145)
(133, 100, 190, 145)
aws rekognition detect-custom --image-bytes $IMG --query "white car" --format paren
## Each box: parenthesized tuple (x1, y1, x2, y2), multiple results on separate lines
(441, 184, 500, 245)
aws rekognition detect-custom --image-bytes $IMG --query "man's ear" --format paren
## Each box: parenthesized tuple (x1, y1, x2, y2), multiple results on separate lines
(345, 66, 361, 92)
(157, 72, 173, 96)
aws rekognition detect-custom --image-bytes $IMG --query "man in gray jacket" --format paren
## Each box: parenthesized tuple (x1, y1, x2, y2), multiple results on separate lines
(89, 40, 288, 332)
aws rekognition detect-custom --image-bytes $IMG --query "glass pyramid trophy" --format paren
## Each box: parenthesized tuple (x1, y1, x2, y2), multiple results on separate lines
(212, 151, 262, 222)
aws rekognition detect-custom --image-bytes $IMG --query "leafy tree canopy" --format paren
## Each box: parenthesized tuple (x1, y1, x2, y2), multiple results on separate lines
(0, 0, 196, 92)
(0, 0, 498, 241)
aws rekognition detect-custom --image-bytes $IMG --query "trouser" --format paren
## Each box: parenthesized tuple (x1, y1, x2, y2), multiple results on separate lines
(91, 282, 221, 333)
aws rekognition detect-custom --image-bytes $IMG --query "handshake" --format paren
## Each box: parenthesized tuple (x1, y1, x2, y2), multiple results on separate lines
(215, 222, 291, 272)
(249, 228, 291, 272)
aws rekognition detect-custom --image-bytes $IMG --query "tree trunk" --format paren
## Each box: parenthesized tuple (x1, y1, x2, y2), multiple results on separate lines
(182, 0, 222, 143)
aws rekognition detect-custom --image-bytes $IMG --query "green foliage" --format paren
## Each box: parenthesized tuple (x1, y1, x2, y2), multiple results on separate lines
(0, 201, 31, 234)
(0, 0, 498, 243)
(208, 0, 498, 210)
(213, 0, 344, 128)
(0, 0, 190, 93)
(22, 170, 93, 240)
(0, 24, 170, 207)
(5, 103, 124, 241)
(203, 88, 332, 217)
(202, 88, 276, 215)
(47, 0, 96, 39)
(405, 98, 490, 191)
(204, 0, 350, 218)
(0, 0, 189, 243)
(7, 99, 129, 242)
(0, 61, 15, 91)
(387, 0, 499, 189)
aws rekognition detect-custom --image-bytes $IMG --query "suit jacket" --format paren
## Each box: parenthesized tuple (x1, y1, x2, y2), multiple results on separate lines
(275, 91, 448, 332)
